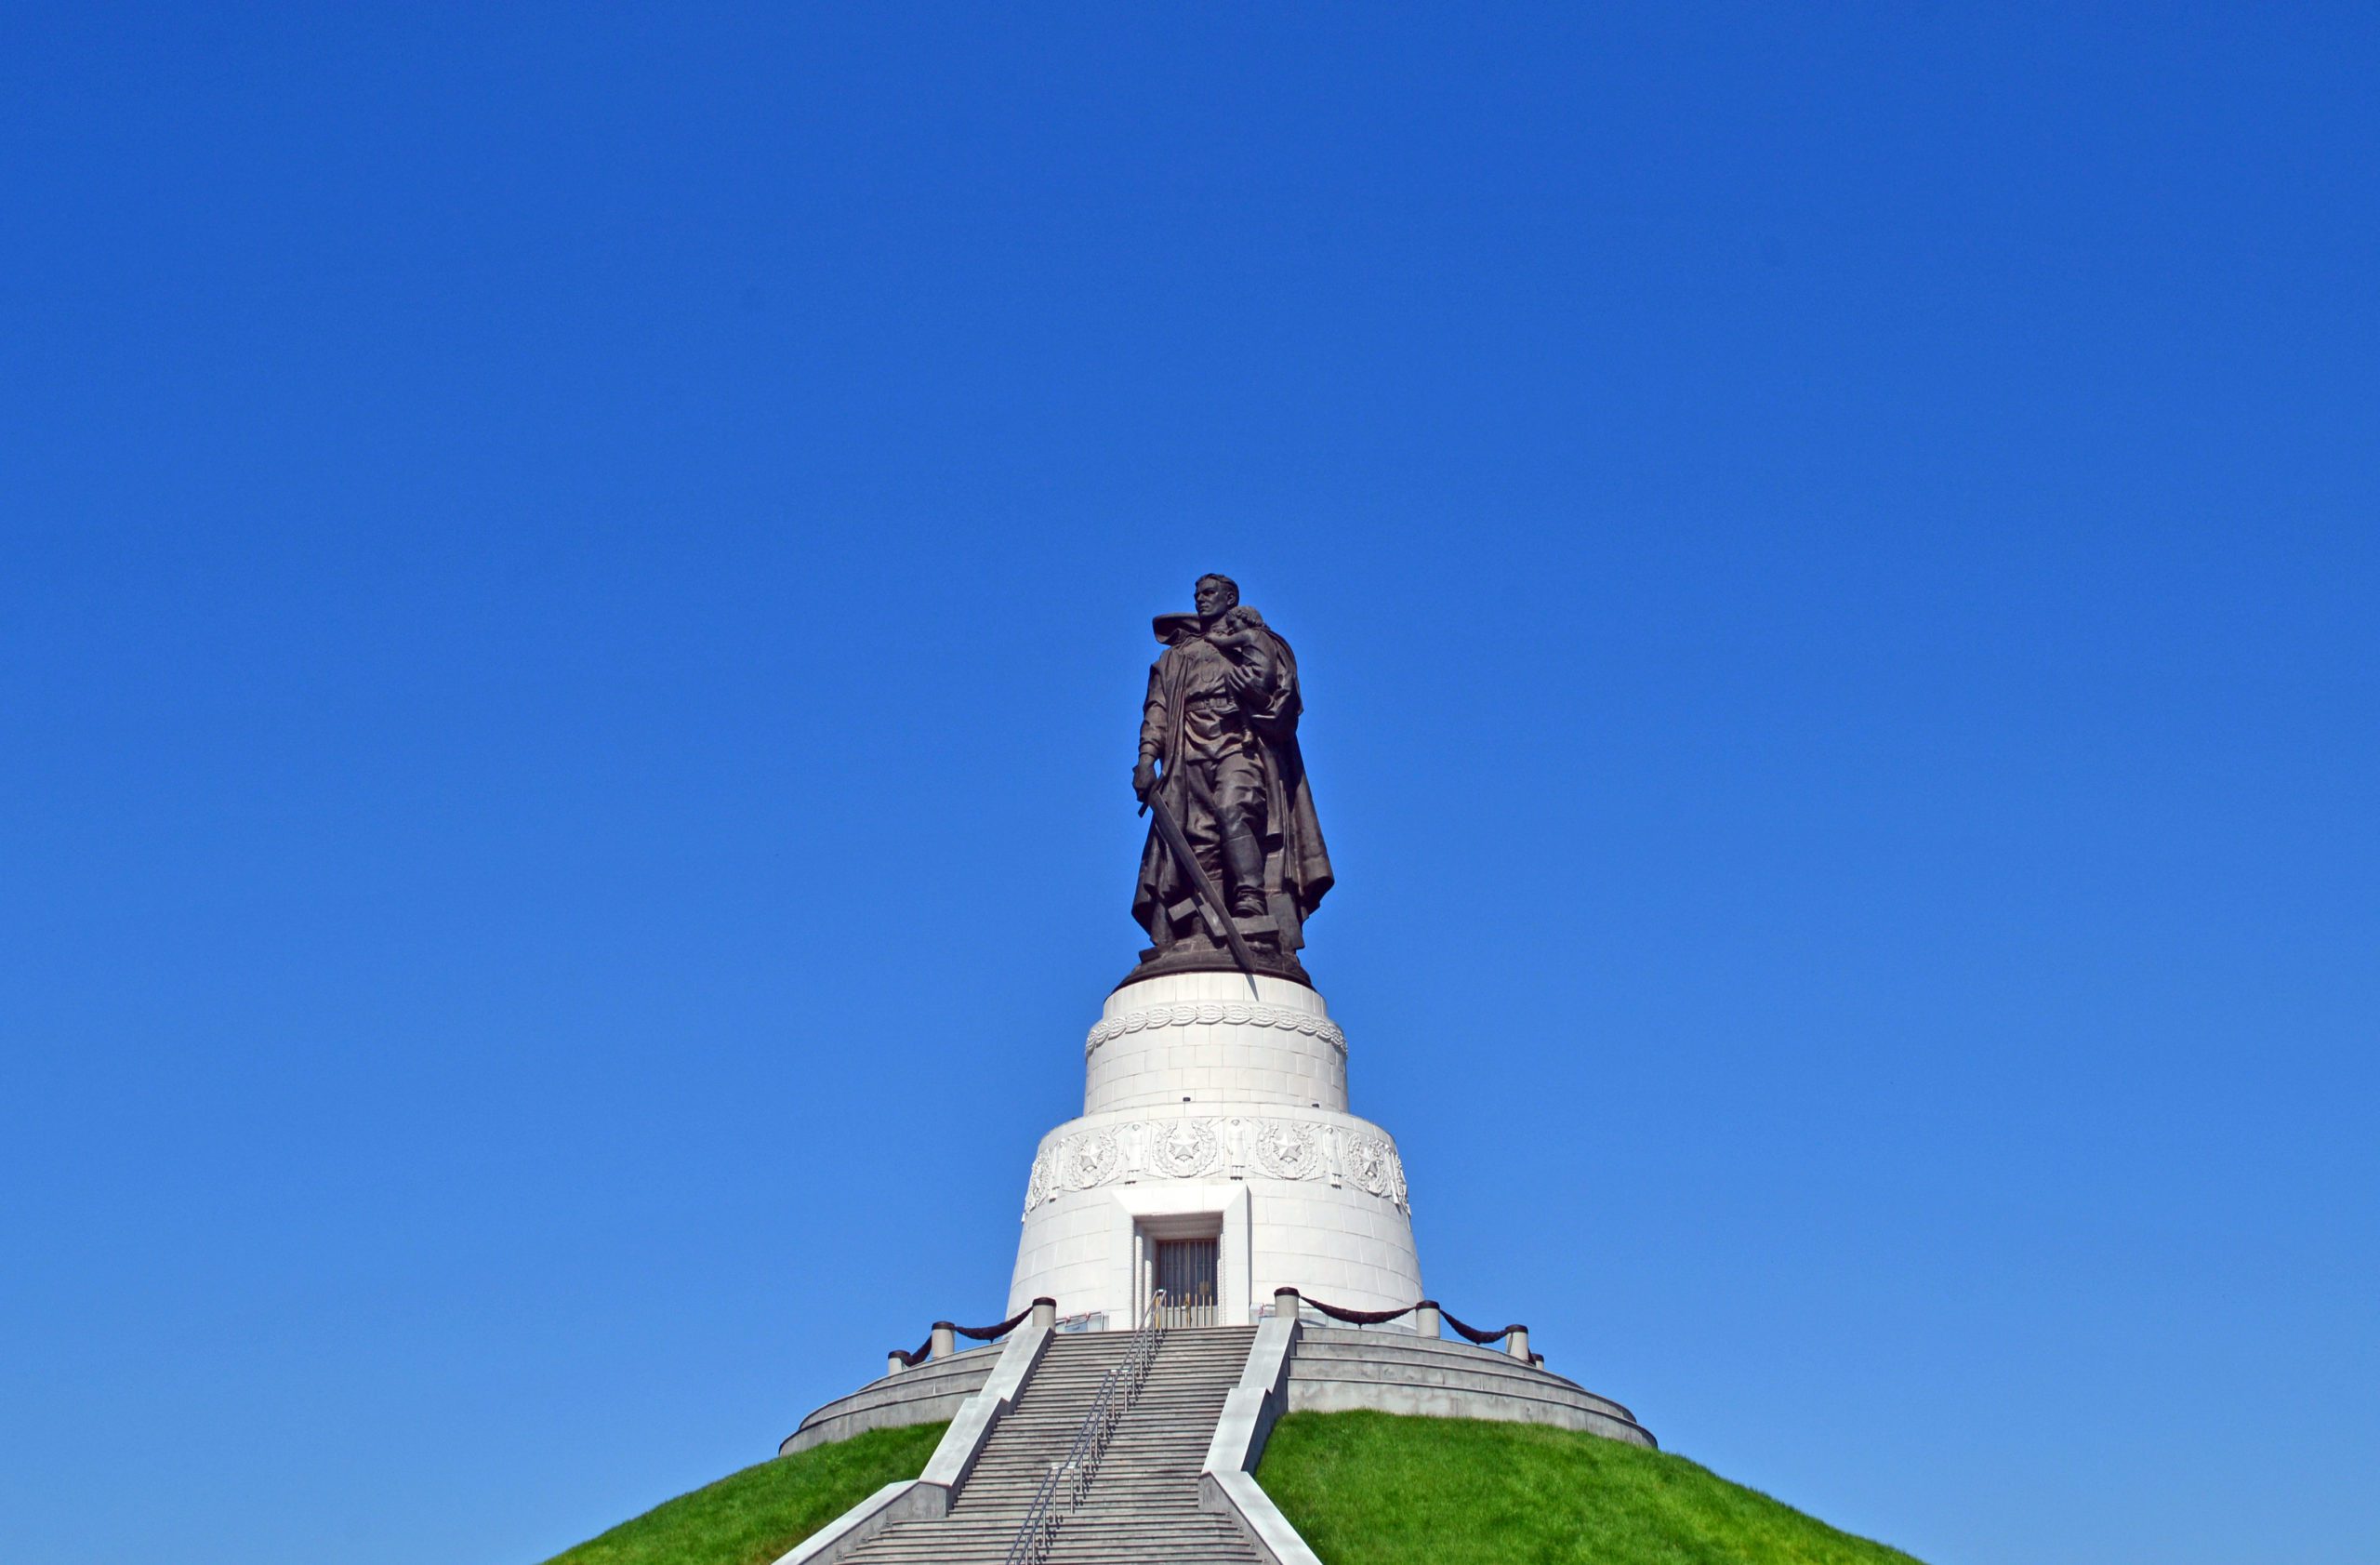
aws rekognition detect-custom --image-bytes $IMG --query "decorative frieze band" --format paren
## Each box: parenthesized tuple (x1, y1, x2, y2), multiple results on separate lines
(1084, 1001, 1347, 1057)
(1024, 1116, 1409, 1215)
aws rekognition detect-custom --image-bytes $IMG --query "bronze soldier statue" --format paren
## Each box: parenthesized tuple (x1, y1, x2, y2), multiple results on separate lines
(1130, 575, 1332, 985)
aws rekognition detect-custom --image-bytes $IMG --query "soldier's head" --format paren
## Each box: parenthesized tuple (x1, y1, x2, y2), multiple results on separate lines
(1194, 574, 1240, 619)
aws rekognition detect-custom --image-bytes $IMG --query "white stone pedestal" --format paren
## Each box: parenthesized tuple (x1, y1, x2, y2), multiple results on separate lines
(1008, 970, 1422, 1324)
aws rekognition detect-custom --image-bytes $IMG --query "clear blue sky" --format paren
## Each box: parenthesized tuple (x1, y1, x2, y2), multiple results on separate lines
(5, 6, 2374, 1563)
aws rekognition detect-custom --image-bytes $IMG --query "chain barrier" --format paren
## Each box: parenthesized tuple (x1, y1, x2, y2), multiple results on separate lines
(1290, 1291, 1528, 1346)
(954, 1306, 1035, 1342)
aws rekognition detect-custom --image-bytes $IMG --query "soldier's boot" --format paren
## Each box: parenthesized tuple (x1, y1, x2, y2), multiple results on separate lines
(1223, 832, 1267, 921)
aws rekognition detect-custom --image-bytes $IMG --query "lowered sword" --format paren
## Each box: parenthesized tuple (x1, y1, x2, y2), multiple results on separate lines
(1138, 772, 1263, 997)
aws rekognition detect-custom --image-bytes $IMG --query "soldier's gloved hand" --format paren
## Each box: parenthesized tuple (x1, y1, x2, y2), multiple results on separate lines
(1132, 757, 1158, 797)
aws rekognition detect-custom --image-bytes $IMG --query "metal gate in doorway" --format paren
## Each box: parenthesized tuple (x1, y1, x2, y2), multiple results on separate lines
(1154, 1237, 1218, 1327)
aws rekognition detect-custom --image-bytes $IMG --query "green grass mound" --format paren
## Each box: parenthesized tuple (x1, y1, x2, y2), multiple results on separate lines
(540, 1423, 945, 1565)
(1257, 1411, 1924, 1565)
(540, 1411, 1919, 1565)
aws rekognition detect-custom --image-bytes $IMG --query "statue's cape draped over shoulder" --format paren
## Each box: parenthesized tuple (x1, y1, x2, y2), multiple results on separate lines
(1132, 621, 1333, 946)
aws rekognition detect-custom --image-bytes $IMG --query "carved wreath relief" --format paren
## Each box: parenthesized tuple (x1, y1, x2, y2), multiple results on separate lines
(1250, 1120, 1320, 1178)
(1151, 1118, 1222, 1176)
(1023, 1116, 1409, 1216)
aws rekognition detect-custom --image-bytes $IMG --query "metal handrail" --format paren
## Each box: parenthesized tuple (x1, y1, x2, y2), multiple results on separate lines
(1001, 1291, 1167, 1565)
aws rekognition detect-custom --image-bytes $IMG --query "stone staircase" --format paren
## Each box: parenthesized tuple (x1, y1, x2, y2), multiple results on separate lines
(841, 1326, 1261, 1565)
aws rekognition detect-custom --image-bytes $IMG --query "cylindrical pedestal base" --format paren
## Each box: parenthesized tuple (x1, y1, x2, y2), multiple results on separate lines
(1010, 975, 1421, 1325)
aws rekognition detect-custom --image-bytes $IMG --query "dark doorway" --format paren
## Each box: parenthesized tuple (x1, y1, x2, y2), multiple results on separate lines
(1154, 1236, 1219, 1327)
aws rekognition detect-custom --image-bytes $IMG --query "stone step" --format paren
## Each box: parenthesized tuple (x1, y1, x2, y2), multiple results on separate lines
(961, 1466, 1212, 1479)
(1012, 1380, 1236, 1399)
(995, 1407, 1230, 1421)
(1020, 1362, 1247, 1380)
(879, 1517, 1242, 1525)
(853, 1539, 1247, 1555)
(963, 1467, 1209, 1482)
(971, 1447, 1217, 1464)
(971, 1449, 1211, 1458)
(849, 1526, 1248, 1555)
(844, 1545, 1250, 1560)
(968, 1452, 1214, 1466)
(965, 1466, 1210, 1481)
(855, 1543, 1245, 1550)
(967, 1443, 1219, 1464)
(987, 1408, 1228, 1426)
(976, 1426, 1223, 1439)
(957, 1481, 1207, 1500)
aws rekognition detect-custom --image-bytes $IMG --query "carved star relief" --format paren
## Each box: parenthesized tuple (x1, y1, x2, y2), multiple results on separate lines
(1263, 1124, 1309, 1169)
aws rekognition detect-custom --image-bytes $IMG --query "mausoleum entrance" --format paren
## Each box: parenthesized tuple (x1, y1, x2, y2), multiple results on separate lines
(1140, 1219, 1222, 1328)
